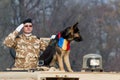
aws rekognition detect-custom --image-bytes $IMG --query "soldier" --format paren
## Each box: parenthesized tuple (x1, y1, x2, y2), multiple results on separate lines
(3, 18, 47, 69)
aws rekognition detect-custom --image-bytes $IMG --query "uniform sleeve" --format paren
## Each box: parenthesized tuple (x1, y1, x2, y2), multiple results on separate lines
(3, 30, 18, 48)
(39, 38, 50, 51)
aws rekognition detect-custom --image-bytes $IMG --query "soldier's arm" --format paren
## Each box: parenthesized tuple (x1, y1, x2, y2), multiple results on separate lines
(39, 38, 50, 51)
(3, 24, 24, 48)
(3, 30, 18, 48)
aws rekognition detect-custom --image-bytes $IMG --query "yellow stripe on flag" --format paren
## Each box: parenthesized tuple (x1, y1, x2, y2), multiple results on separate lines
(62, 39, 68, 50)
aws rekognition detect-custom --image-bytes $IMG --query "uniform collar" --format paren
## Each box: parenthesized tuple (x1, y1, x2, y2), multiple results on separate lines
(23, 33, 32, 37)
(20, 33, 32, 40)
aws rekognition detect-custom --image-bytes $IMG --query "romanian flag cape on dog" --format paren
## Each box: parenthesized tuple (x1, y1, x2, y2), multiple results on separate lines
(57, 33, 70, 51)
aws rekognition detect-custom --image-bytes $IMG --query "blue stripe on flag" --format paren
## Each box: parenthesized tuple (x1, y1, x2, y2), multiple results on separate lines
(58, 37, 64, 48)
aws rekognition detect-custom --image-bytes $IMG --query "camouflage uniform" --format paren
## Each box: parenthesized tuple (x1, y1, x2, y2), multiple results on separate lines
(4, 30, 47, 69)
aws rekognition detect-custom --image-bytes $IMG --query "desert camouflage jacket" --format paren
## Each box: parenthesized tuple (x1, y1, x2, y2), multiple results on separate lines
(3, 30, 48, 69)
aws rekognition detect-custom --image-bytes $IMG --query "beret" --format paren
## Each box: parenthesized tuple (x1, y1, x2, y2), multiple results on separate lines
(22, 18, 32, 24)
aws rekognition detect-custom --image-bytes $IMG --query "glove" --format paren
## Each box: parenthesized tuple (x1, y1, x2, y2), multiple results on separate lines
(50, 35, 56, 39)
(15, 24, 24, 32)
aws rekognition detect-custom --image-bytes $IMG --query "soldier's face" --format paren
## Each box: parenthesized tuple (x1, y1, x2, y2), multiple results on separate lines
(23, 23, 33, 34)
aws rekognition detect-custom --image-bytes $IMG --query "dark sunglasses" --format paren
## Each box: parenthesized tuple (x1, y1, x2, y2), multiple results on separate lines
(24, 25, 32, 27)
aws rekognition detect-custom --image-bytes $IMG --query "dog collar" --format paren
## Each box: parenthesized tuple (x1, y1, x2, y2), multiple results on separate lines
(57, 32, 70, 51)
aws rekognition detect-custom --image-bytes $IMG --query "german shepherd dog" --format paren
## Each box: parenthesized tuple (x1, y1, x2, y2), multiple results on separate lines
(39, 22, 82, 72)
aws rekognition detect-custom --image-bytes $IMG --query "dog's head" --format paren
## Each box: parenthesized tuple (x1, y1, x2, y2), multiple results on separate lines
(60, 22, 83, 42)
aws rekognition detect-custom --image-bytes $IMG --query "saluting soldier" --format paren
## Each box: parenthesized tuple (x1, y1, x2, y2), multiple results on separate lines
(3, 18, 47, 69)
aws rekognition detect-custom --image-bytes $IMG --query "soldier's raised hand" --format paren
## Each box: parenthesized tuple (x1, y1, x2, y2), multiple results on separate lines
(15, 24, 24, 32)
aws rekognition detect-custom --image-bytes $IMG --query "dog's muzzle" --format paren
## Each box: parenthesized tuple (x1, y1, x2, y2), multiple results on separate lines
(74, 37, 82, 42)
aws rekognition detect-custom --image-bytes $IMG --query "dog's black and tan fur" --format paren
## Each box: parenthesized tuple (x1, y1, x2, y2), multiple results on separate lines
(39, 22, 82, 72)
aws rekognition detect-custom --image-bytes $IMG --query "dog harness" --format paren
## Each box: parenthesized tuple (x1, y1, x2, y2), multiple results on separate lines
(57, 32, 70, 51)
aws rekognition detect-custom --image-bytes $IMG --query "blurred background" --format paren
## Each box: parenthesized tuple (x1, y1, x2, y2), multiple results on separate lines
(0, 0, 120, 72)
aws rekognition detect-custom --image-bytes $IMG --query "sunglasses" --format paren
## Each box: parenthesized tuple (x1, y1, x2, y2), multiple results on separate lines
(24, 25, 32, 27)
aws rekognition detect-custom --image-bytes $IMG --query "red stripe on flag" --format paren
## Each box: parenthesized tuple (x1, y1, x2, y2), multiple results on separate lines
(66, 41, 70, 50)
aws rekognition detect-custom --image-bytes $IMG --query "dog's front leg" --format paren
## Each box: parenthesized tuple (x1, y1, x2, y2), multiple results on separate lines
(64, 51, 73, 72)
(56, 53, 65, 71)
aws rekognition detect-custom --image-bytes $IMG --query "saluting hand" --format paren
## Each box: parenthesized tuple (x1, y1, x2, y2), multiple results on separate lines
(15, 24, 24, 32)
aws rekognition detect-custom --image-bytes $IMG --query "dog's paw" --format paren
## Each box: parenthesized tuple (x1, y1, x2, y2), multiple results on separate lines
(60, 70, 66, 72)
(68, 69, 74, 72)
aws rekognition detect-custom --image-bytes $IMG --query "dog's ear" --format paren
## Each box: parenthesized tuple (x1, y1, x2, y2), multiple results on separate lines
(72, 22, 78, 30)
(71, 22, 79, 33)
